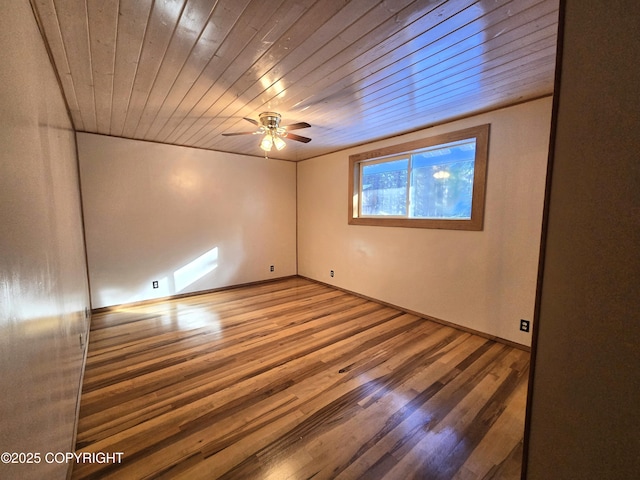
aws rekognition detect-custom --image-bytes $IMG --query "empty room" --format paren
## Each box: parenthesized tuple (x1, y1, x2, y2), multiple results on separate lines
(2, 1, 638, 479)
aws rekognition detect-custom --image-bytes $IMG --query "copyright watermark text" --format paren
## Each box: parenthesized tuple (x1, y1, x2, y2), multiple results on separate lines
(1, 451, 123, 465)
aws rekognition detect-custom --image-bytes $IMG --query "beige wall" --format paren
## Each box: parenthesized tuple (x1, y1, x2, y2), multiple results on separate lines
(298, 98, 552, 346)
(525, 1, 640, 477)
(0, 1, 91, 479)
(77, 133, 297, 309)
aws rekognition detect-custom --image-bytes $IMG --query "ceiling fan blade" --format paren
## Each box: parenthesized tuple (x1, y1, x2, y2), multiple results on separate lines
(243, 117, 259, 126)
(222, 131, 257, 136)
(285, 132, 311, 143)
(284, 122, 311, 130)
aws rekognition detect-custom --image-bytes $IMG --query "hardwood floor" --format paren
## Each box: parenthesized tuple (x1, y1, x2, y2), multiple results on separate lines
(72, 277, 529, 479)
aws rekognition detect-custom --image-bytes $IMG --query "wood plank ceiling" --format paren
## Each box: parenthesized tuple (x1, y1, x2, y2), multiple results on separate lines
(30, 0, 559, 161)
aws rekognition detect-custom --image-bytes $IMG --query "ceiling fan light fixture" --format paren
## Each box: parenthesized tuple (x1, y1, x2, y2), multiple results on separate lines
(260, 134, 273, 151)
(273, 135, 286, 151)
(223, 111, 310, 154)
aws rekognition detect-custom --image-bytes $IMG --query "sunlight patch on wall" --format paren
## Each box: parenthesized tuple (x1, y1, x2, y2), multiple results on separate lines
(174, 247, 219, 292)
(115, 247, 220, 306)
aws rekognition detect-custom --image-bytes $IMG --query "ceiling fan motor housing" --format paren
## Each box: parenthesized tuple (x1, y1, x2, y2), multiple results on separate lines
(259, 112, 281, 129)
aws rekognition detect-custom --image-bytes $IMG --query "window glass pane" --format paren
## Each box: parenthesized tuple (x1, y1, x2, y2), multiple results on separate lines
(349, 124, 489, 230)
(361, 158, 408, 216)
(410, 140, 476, 219)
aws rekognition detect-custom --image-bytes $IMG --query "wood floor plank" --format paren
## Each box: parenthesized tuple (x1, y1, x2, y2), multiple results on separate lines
(72, 278, 529, 479)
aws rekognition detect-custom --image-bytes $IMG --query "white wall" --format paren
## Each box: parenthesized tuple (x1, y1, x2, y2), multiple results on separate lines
(0, 1, 91, 479)
(77, 134, 297, 309)
(298, 98, 552, 346)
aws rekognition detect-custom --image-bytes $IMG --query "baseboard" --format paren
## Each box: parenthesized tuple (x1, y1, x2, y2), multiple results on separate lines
(91, 275, 299, 314)
(297, 275, 531, 352)
(90, 274, 529, 352)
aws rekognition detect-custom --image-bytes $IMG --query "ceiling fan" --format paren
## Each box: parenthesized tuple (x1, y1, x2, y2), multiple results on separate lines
(222, 112, 311, 153)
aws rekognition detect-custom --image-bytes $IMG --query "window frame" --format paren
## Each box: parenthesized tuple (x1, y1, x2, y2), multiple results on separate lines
(348, 124, 490, 230)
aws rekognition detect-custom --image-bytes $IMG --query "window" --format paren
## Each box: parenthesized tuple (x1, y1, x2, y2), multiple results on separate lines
(349, 124, 489, 230)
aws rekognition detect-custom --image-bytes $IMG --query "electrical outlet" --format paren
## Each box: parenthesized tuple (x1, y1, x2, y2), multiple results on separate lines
(330, 270, 334, 278)
(152, 280, 159, 289)
(520, 319, 530, 332)
(270, 265, 275, 272)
